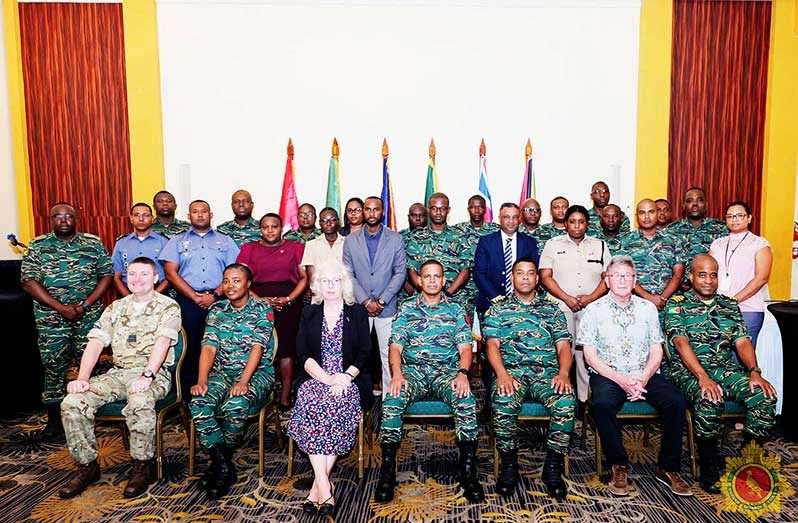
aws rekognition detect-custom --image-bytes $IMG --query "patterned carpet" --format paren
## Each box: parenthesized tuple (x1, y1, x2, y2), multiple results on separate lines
(1, 404, 795, 523)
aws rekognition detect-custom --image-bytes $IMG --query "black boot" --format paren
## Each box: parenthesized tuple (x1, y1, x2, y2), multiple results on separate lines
(458, 441, 484, 503)
(697, 439, 720, 494)
(42, 404, 64, 439)
(542, 450, 567, 501)
(207, 447, 232, 500)
(374, 442, 399, 502)
(222, 446, 237, 486)
(495, 449, 519, 497)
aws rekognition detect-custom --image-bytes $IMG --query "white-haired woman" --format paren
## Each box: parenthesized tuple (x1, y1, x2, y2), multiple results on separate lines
(287, 259, 372, 516)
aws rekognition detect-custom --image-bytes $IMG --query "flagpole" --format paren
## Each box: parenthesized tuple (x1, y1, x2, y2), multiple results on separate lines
(526, 138, 535, 199)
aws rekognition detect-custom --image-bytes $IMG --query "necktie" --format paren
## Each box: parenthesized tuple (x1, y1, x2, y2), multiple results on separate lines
(504, 237, 513, 295)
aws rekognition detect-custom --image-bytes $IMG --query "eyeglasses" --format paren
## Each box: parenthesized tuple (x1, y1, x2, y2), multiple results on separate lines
(51, 213, 75, 220)
(319, 217, 338, 224)
(298, 212, 315, 218)
(346, 207, 363, 214)
(725, 213, 748, 220)
(523, 207, 541, 213)
(320, 277, 342, 286)
(607, 273, 636, 281)
(592, 188, 609, 195)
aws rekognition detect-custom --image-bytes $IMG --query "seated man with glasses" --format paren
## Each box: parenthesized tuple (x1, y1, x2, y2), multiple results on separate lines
(578, 255, 692, 497)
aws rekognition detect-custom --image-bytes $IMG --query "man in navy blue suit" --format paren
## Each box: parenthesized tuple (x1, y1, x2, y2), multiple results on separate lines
(473, 203, 540, 317)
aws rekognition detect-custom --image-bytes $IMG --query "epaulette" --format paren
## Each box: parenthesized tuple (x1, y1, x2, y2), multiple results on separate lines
(115, 233, 128, 242)
(490, 295, 506, 304)
(83, 232, 102, 241)
(670, 295, 685, 303)
(30, 233, 48, 243)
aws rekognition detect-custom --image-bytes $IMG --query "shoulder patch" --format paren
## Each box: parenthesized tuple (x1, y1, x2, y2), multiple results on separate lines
(671, 295, 684, 303)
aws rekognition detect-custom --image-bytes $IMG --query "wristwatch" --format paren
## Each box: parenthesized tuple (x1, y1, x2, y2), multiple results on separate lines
(142, 369, 155, 379)
(377, 298, 386, 306)
(747, 366, 762, 376)
(457, 367, 470, 378)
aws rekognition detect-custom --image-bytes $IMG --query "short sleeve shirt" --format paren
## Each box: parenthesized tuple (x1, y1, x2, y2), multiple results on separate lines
(538, 235, 610, 296)
(588, 229, 625, 255)
(112, 231, 169, 283)
(404, 226, 469, 279)
(619, 230, 683, 296)
(283, 228, 323, 244)
(203, 296, 275, 375)
(158, 228, 240, 291)
(577, 294, 664, 375)
(530, 223, 567, 253)
(300, 233, 345, 267)
(151, 218, 191, 239)
(216, 217, 261, 247)
(665, 218, 728, 270)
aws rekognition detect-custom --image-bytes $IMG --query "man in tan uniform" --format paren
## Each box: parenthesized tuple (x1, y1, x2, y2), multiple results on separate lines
(59, 257, 182, 499)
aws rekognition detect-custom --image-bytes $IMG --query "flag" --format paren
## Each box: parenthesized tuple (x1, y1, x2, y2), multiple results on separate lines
(478, 154, 494, 222)
(519, 157, 536, 204)
(279, 141, 299, 231)
(381, 156, 397, 230)
(326, 153, 341, 215)
(424, 157, 438, 205)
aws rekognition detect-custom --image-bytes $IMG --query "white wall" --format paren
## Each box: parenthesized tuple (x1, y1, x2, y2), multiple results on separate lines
(156, 0, 641, 225)
(0, 4, 21, 259)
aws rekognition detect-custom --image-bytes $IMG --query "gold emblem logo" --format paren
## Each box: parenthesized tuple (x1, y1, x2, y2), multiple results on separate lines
(720, 441, 787, 521)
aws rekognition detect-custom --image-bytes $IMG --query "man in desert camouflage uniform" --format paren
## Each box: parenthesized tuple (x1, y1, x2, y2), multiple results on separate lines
(283, 203, 323, 244)
(21, 202, 114, 438)
(190, 263, 275, 500)
(58, 257, 181, 499)
(151, 190, 190, 239)
(454, 194, 499, 317)
(485, 257, 574, 500)
(216, 189, 261, 246)
(374, 260, 483, 504)
(665, 254, 777, 494)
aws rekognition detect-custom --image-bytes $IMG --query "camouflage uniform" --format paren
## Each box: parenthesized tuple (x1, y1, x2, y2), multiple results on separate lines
(665, 218, 727, 272)
(20, 233, 114, 405)
(190, 296, 276, 449)
(587, 207, 630, 235)
(282, 228, 322, 244)
(484, 294, 575, 454)
(453, 221, 500, 316)
(664, 292, 775, 439)
(530, 223, 566, 253)
(588, 229, 625, 255)
(61, 293, 181, 464)
(380, 296, 477, 444)
(151, 218, 191, 239)
(404, 226, 471, 309)
(217, 217, 261, 247)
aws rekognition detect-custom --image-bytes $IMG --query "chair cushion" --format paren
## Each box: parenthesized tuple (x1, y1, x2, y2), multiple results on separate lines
(96, 390, 177, 418)
(519, 402, 550, 418)
(405, 398, 453, 416)
(618, 401, 658, 416)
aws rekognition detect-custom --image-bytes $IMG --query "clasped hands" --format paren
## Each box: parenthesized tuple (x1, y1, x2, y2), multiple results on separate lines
(328, 372, 354, 397)
(618, 374, 647, 401)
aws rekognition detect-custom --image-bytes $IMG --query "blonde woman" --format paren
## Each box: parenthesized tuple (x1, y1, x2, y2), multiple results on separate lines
(287, 259, 372, 516)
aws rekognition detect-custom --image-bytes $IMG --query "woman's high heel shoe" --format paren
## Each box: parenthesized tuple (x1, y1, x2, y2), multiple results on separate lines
(302, 496, 318, 514)
(318, 484, 335, 516)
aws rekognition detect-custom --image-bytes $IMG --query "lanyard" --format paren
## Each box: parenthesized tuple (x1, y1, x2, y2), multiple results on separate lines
(723, 232, 750, 276)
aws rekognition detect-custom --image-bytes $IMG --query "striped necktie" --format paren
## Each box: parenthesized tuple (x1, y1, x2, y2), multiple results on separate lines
(504, 236, 513, 295)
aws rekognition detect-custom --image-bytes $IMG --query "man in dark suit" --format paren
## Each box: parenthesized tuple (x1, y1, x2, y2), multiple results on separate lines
(473, 202, 540, 316)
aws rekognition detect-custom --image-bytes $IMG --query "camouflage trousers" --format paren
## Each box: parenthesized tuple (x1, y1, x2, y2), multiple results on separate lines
(492, 366, 575, 454)
(61, 366, 171, 464)
(380, 365, 478, 444)
(35, 305, 103, 405)
(669, 367, 776, 440)
(189, 368, 274, 449)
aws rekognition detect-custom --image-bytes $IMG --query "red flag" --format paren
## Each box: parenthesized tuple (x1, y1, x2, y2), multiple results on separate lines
(279, 139, 299, 231)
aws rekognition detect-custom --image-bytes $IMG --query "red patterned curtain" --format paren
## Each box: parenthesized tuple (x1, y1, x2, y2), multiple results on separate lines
(668, 0, 771, 232)
(19, 3, 132, 252)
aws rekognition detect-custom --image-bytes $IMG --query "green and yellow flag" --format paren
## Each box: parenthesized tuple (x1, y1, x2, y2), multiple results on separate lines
(326, 138, 342, 214)
(425, 138, 438, 205)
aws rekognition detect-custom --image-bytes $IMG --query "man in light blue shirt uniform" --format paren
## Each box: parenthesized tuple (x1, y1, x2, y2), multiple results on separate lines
(160, 200, 239, 401)
(112, 202, 169, 296)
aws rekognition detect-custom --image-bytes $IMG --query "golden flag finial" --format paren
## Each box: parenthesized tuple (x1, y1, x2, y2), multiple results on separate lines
(332, 137, 339, 158)
(429, 138, 436, 159)
(525, 138, 532, 161)
(479, 138, 486, 157)
(287, 138, 294, 159)
(382, 138, 389, 158)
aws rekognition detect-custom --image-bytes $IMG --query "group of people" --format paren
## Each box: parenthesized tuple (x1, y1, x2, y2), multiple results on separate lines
(18, 181, 777, 512)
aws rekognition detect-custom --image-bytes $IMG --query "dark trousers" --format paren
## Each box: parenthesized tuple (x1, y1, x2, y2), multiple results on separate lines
(175, 293, 211, 403)
(589, 372, 687, 472)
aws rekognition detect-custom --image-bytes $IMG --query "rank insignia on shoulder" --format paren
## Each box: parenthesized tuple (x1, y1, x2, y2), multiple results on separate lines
(491, 296, 505, 304)
(671, 295, 684, 303)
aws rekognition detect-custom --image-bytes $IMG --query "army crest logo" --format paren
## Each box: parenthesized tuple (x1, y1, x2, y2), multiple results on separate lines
(720, 441, 787, 521)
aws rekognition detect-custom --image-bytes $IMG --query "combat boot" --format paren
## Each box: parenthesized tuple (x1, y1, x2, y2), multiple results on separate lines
(495, 448, 519, 497)
(374, 442, 399, 502)
(124, 458, 155, 498)
(222, 446, 238, 486)
(59, 460, 100, 498)
(42, 404, 64, 439)
(458, 441, 485, 503)
(542, 449, 567, 500)
(207, 447, 232, 499)
(697, 438, 721, 494)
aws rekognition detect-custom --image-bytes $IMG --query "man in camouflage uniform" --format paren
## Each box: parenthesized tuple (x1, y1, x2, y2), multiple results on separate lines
(588, 204, 625, 255)
(485, 257, 574, 500)
(58, 257, 181, 499)
(190, 263, 275, 500)
(665, 187, 727, 278)
(283, 203, 323, 244)
(518, 197, 543, 236)
(655, 198, 675, 230)
(587, 181, 630, 235)
(399, 203, 427, 298)
(665, 254, 777, 493)
(404, 193, 471, 310)
(621, 199, 684, 319)
(21, 202, 114, 438)
(375, 260, 483, 504)
(216, 189, 261, 246)
(151, 190, 190, 239)
(454, 194, 499, 317)
(532, 196, 569, 251)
